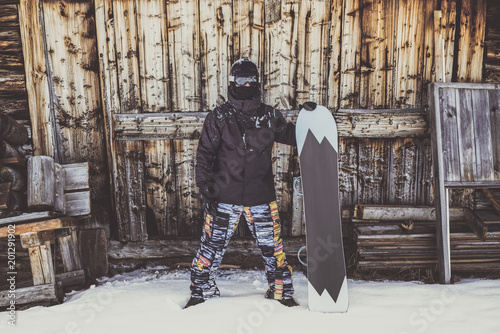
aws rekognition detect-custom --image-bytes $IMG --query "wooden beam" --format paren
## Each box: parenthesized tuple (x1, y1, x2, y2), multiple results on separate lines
(108, 237, 307, 260)
(27, 156, 55, 210)
(62, 163, 89, 192)
(55, 269, 86, 290)
(64, 191, 91, 217)
(0, 217, 76, 238)
(113, 109, 429, 140)
(429, 82, 451, 284)
(20, 231, 54, 248)
(18, 0, 55, 157)
(464, 209, 488, 241)
(353, 205, 467, 221)
(0, 211, 60, 227)
(0, 283, 63, 308)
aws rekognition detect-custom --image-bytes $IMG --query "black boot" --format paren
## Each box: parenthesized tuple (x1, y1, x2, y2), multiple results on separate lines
(278, 298, 299, 307)
(184, 296, 205, 309)
(265, 291, 299, 307)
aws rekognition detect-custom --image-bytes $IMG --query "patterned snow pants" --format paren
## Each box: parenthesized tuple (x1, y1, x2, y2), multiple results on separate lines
(190, 201, 294, 300)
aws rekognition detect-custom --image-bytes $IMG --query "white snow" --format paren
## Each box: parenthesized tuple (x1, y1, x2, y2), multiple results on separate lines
(2, 268, 500, 334)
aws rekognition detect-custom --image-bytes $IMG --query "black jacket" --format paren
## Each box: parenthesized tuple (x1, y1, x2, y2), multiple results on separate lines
(196, 94, 296, 206)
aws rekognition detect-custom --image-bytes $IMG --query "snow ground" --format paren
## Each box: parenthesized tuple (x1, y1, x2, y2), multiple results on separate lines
(2, 267, 500, 334)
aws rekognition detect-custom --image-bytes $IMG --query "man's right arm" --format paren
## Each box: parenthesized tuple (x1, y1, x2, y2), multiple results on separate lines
(196, 111, 221, 201)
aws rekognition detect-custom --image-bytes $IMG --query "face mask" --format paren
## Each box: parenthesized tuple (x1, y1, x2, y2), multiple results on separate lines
(231, 85, 259, 100)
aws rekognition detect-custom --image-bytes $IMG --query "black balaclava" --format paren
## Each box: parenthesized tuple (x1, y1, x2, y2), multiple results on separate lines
(228, 57, 260, 101)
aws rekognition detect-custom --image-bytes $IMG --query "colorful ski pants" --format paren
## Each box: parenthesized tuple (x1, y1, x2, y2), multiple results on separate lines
(190, 201, 294, 300)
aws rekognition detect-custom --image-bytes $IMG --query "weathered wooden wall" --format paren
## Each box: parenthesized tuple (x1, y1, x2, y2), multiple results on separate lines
(18, 0, 111, 233)
(15, 0, 492, 242)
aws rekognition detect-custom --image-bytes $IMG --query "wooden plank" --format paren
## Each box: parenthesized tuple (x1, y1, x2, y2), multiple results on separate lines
(444, 181, 500, 188)
(433, 10, 445, 82)
(456, 0, 487, 82)
(422, 0, 438, 107)
(456, 89, 475, 181)
(27, 156, 55, 210)
(103, 0, 146, 241)
(393, 0, 426, 108)
(113, 109, 428, 140)
(340, 0, 361, 108)
(0, 217, 76, 238)
(438, 87, 461, 182)
(264, 0, 299, 109)
(56, 269, 86, 290)
(338, 137, 358, 206)
(488, 89, 500, 179)
(78, 228, 108, 280)
(54, 164, 65, 213)
(0, 211, 60, 227)
(233, 0, 264, 62)
(28, 241, 55, 285)
(64, 191, 90, 217)
(430, 82, 500, 90)
(167, 0, 201, 112)
(357, 138, 387, 204)
(144, 140, 178, 236)
(199, 0, 232, 110)
(95, 0, 132, 240)
(18, 0, 55, 157)
(353, 205, 466, 221)
(58, 229, 82, 272)
(414, 136, 433, 205)
(272, 142, 294, 235)
(136, 0, 169, 113)
(386, 138, 419, 204)
(307, 0, 331, 105)
(360, 0, 395, 108)
(471, 89, 494, 181)
(0, 283, 63, 308)
(20, 231, 54, 248)
(62, 162, 89, 191)
(327, 0, 343, 109)
(174, 139, 200, 236)
(429, 83, 451, 283)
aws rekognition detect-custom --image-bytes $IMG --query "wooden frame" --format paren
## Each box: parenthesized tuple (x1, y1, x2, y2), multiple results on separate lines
(429, 82, 500, 283)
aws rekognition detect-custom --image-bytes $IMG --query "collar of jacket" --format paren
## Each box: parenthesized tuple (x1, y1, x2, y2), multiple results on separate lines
(227, 88, 261, 115)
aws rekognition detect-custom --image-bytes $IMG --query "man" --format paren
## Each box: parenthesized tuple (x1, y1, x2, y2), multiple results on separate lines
(185, 57, 298, 308)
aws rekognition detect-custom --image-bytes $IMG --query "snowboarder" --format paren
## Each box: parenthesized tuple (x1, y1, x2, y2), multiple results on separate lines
(185, 57, 298, 309)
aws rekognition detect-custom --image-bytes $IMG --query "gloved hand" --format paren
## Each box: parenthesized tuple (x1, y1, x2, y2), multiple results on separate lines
(299, 101, 317, 111)
(198, 187, 217, 214)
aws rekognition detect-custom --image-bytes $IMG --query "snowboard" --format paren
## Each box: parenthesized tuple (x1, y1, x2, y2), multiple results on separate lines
(295, 102, 348, 313)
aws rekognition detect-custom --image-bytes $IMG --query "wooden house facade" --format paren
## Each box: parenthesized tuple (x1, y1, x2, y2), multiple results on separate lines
(1, 0, 499, 276)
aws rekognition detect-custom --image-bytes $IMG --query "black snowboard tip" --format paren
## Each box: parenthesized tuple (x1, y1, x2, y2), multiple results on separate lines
(300, 101, 317, 111)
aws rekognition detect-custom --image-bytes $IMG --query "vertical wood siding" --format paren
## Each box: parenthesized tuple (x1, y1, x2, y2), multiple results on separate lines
(20, 0, 112, 232)
(20, 0, 488, 240)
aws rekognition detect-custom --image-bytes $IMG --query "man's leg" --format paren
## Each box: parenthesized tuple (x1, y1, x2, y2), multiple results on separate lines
(244, 201, 294, 300)
(190, 203, 241, 299)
